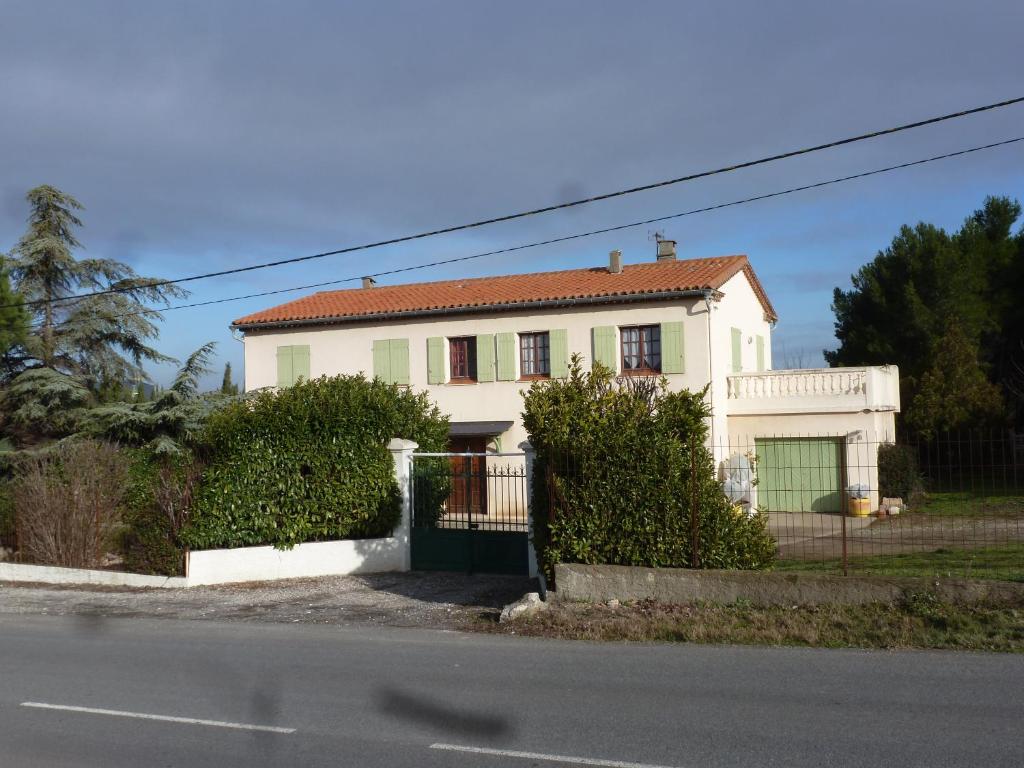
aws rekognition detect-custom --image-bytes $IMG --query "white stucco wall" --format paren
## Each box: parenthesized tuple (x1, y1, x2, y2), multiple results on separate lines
(243, 298, 715, 449)
(706, 271, 774, 454)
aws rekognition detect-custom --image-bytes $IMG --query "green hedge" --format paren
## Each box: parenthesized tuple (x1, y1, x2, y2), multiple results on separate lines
(523, 358, 775, 576)
(878, 443, 925, 508)
(121, 451, 191, 576)
(181, 375, 448, 550)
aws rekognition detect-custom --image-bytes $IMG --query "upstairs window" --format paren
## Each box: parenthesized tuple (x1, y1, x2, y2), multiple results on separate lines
(449, 336, 477, 382)
(621, 325, 661, 373)
(520, 332, 550, 378)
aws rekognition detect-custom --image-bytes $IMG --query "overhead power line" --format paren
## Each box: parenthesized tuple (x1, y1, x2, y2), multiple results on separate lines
(35, 134, 1024, 332)
(6, 94, 1024, 314)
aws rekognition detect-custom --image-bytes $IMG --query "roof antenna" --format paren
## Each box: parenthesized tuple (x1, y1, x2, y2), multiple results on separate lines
(648, 230, 665, 243)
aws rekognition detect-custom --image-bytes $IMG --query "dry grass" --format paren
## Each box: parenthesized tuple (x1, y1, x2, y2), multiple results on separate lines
(478, 594, 1024, 652)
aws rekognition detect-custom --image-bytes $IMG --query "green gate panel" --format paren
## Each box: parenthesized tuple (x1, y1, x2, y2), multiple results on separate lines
(411, 528, 529, 575)
(756, 437, 843, 513)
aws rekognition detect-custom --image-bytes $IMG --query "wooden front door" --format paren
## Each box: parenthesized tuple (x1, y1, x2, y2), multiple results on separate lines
(448, 436, 487, 518)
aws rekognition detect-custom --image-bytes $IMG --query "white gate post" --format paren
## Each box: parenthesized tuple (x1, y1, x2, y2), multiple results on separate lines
(388, 438, 419, 572)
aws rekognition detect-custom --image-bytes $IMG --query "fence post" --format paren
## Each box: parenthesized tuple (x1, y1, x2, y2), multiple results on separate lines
(388, 438, 419, 572)
(690, 435, 701, 569)
(521, 443, 541, 585)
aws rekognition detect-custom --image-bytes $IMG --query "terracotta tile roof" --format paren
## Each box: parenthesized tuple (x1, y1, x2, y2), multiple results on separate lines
(233, 254, 777, 328)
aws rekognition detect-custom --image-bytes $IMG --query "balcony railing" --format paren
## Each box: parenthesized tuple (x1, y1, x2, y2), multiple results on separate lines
(725, 366, 900, 415)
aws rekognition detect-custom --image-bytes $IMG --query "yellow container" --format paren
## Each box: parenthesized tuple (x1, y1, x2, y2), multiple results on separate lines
(848, 498, 871, 517)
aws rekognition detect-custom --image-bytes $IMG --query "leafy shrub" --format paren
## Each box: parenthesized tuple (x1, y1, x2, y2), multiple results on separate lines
(0, 481, 14, 552)
(10, 439, 127, 568)
(121, 451, 197, 576)
(523, 357, 776, 577)
(181, 375, 449, 550)
(878, 443, 925, 508)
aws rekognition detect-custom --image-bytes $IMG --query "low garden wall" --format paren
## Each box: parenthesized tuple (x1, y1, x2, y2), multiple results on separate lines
(0, 562, 187, 588)
(185, 536, 405, 585)
(554, 563, 1024, 606)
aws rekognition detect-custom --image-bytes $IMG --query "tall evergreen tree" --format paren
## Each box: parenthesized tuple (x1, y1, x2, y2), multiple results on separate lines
(0, 257, 28, 363)
(6, 185, 188, 387)
(827, 196, 1022, 431)
(221, 361, 238, 395)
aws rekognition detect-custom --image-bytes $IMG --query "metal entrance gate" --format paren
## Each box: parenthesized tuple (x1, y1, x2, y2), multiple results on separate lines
(410, 452, 530, 575)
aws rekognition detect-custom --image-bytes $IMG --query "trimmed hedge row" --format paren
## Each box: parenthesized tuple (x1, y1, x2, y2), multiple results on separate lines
(181, 375, 448, 550)
(523, 357, 776, 576)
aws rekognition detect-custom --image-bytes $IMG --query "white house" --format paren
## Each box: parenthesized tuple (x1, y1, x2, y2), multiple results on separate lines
(233, 241, 899, 513)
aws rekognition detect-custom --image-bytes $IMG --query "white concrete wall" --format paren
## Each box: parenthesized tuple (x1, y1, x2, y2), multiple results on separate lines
(0, 562, 187, 588)
(185, 537, 405, 586)
(243, 299, 714, 449)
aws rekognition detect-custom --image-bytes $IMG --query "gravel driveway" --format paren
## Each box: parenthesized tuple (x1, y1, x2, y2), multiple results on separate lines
(0, 572, 535, 630)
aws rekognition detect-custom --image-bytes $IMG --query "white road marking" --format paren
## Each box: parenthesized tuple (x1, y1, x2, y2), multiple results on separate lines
(20, 702, 295, 734)
(429, 743, 681, 768)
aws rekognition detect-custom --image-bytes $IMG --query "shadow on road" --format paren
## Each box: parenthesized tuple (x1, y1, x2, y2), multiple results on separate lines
(376, 686, 514, 739)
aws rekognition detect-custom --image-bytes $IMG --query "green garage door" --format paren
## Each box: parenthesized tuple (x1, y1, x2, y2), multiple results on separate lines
(755, 437, 843, 513)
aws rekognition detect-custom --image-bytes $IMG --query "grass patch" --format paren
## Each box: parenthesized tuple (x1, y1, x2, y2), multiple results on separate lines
(775, 544, 1024, 582)
(915, 491, 1024, 518)
(481, 595, 1024, 652)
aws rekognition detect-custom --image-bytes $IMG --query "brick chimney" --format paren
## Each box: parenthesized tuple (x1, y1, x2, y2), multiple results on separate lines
(361, 276, 376, 289)
(656, 239, 677, 261)
(608, 249, 623, 274)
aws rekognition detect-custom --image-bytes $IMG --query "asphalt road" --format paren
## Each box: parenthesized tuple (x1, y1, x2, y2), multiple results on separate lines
(1, 614, 1021, 768)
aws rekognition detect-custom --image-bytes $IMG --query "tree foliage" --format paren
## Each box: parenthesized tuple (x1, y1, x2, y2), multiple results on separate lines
(0, 257, 28, 361)
(5, 185, 187, 387)
(523, 357, 776, 576)
(827, 196, 1022, 431)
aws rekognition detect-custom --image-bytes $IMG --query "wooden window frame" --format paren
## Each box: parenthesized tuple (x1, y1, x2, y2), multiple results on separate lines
(620, 324, 662, 375)
(449, 336, 477, 383)
(519, 331, 551, 380)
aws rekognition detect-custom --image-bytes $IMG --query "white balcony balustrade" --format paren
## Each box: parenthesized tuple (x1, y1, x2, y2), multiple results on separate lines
(725, 366, 900, 415)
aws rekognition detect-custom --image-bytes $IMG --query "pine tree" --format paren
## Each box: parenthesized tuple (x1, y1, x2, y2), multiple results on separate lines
(221, 362, 239, 395)
(7, 185, 188, 387)
(0, 257, 28, 363)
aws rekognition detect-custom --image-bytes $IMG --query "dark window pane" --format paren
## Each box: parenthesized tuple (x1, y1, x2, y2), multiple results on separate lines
(520, 332, 550, 376)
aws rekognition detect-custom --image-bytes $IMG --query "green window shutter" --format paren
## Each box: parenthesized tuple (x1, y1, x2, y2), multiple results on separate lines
(731, 327, 743, 373)
(496, 332, 516, 381)
(372, 340, 391, 383)
(390, 338, 410, 385)
(426, 337, 445, 384)
(592, 326, 617, 370)
(292, 345, 310, 383)
(660, 322, 685, 374)
(549, 329, 569, 378)
(756, 335, 765, 372)
(276, 346, 293, 388)
(476, 334, 495, 382)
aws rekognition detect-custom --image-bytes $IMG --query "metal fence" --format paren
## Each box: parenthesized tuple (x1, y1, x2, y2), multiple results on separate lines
(719, 430, 1024, 579)
(411, 453, 529, 533)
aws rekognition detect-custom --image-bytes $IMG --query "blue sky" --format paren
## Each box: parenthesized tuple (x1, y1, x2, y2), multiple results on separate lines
(2, 0, 1022, 388)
